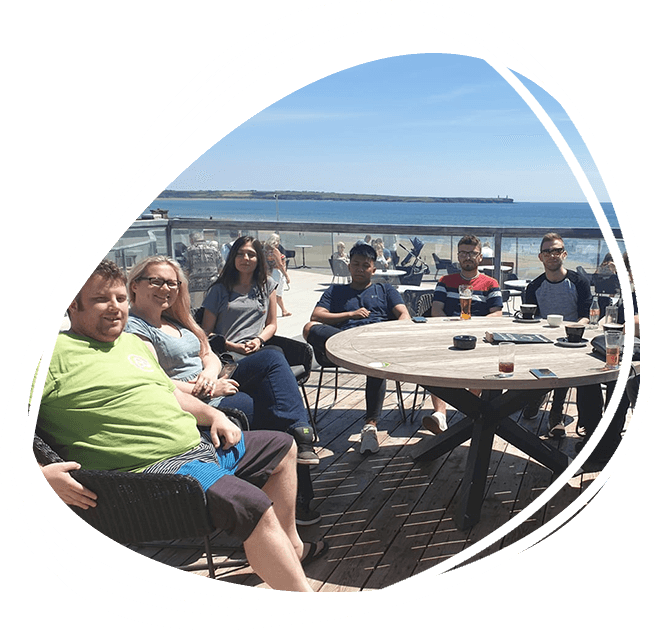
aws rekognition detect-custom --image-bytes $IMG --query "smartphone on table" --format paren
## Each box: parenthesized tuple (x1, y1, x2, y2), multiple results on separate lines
(529, 368, 557, 379)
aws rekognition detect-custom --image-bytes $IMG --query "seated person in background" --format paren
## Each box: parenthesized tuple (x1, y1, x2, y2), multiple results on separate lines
(373, 238, 393, 267)
(596, 252, 617, 275)
(523, 232, 592, 437)
(373, 242, 390, 270)
(332, 241, 349, 263)
(423, 235, 503, 435)
(185, 231, 224, 310)
(303, 243, 410, 454)
(36, 260, 324, 591)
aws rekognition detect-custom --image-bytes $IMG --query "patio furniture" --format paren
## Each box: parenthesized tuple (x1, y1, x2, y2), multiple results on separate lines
(591, 272, 620, 297)
(296, 244, 312, 268)
(401, 288, 433, 318)
(279, 244, 296, 268)
(34, 411, 250, 578)
(329, 257, 351, 284)
(504, 273, 525, 312)
(371, 269, 406, 284)
(432, 253, 452, 279)
(326, 316, 637, 529)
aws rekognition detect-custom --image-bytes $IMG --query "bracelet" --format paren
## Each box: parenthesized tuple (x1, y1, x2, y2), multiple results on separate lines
(255, 336, 265, 346)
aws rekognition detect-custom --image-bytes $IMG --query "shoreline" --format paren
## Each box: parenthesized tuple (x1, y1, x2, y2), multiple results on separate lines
(157, 190, 514, 204)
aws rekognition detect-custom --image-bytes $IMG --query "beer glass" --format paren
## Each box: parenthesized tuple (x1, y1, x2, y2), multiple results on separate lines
(459, 285, 472, 320)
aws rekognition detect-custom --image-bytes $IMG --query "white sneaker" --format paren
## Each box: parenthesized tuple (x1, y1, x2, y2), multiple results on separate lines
(360, 424, 380, 454)
(421, 412, 448, 435)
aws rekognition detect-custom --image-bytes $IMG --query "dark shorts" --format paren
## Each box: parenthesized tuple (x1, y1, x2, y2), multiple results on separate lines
(205, 430, 293, 541)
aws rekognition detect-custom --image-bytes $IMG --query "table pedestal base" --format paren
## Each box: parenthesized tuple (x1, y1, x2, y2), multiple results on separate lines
(412, 386, 570, 530)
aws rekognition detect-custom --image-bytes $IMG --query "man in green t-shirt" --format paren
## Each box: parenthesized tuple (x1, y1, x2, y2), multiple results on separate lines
(37, 260, 323, 591)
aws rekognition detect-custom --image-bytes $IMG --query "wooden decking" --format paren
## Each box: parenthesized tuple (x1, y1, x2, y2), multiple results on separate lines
(131, 366, 619, 591)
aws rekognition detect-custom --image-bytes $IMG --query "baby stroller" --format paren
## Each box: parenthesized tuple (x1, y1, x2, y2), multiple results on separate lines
(397, 237, 430, 286)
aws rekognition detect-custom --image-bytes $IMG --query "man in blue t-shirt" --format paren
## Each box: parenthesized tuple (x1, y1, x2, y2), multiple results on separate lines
(303, 243, 410, 454)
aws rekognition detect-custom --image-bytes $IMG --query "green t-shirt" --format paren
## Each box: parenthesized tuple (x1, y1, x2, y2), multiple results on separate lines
(37, 332, 201, 472)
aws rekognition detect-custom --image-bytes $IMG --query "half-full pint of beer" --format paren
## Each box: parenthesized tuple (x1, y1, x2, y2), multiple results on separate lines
(460, 297, 472, 320)
(458, 285, 472, 320)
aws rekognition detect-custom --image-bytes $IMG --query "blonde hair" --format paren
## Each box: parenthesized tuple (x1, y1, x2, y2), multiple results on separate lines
(127, 255, 211, 356)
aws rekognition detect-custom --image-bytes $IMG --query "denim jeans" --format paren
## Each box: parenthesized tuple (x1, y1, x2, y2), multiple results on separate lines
(213, 347, 310, 433)
(307, 323, 386, 422)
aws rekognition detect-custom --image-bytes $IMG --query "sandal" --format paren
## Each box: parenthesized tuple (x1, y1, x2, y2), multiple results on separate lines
(301, 539, 329, 566)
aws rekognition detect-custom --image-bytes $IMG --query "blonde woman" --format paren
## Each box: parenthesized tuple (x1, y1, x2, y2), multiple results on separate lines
(124, 254, 320, 471)
(126, 255, 223, 399)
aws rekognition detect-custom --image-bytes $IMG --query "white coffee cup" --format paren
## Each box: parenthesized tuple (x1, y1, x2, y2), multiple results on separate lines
(547, 314, 564, 327)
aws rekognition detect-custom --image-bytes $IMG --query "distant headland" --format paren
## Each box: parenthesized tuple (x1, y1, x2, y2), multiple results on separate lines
(157, 190, 514, 203)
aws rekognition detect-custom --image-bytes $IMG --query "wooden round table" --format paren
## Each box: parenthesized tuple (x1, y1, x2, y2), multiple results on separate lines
(326, 316, 636, 528)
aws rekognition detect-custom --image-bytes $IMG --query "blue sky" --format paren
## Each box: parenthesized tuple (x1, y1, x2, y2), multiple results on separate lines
(167, 53, 608, 203)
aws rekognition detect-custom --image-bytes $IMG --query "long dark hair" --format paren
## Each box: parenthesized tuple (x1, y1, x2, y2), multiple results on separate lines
(215, 235, 268, 293)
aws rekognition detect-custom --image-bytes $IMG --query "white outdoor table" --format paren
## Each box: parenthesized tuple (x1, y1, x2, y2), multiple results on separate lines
(371, 269, 406, 284)
(397, 284, 431, 293)
(504, 279, 530, 290)
(479, 265, 512, 274)
(296, 244, 313, 268)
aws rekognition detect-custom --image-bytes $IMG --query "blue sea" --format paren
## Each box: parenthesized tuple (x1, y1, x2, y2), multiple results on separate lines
(146, 198, 620, 229)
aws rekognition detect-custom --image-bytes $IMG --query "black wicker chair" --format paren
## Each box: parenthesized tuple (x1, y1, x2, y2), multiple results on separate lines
(34, 410, 249, 579)
(398, 289, 435, 419)
(401, 288, 433, 318)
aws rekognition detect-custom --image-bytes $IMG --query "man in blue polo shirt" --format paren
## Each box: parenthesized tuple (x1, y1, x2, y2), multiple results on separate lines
(303, 243, 410, 454)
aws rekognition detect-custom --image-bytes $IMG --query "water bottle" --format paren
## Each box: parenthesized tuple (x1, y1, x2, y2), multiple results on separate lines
(589, 296, 600, 329)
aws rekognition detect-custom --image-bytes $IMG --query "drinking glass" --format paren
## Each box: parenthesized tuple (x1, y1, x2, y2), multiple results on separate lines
(604, 330, 622, 370)
(605, 305, 619, 325)
(459, 285, 472, 320)
(498, 342, 515, 377)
